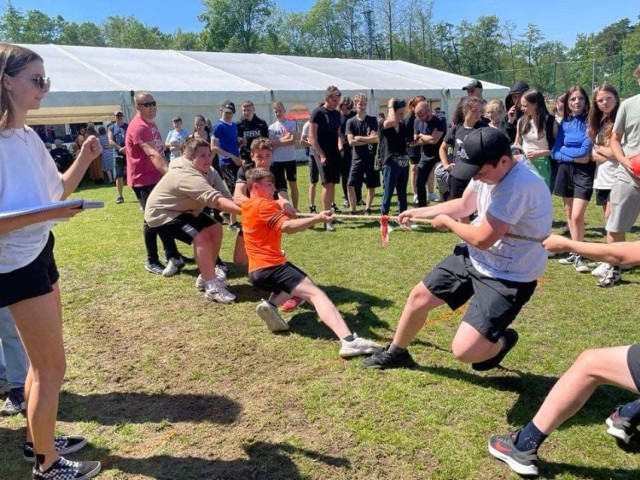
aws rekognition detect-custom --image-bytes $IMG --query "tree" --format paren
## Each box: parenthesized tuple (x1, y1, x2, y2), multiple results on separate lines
(198, 0, 274, 52)
(103, 16, 169, 49)
(58, 22, 106, 47)
(0, 1, 23, 42)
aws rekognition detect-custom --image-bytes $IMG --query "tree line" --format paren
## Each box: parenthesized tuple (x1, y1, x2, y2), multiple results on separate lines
(1, 1, 639, 94)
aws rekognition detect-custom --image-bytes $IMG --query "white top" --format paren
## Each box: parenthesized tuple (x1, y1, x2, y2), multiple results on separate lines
(593, 128, 618, 189)
(613, 93, 640, 186)
(0, 127, 64, 273)
(269, 119, 298, 163)
(521, 121, 549, 152)
(467, 160, 553, 282)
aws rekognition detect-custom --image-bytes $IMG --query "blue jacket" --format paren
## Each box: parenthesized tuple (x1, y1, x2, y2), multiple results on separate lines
(552, 114, 592, 163)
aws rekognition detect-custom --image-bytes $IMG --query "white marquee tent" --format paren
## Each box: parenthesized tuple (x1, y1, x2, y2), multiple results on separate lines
(22, 44, 509, 138)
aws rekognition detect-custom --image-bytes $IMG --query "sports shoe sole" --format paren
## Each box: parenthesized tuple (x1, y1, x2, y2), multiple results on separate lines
(606, 416, 634, 444)
(339, 344, 383, 358)
(256, 303, 289, 332)
(488, 441, 538, 476)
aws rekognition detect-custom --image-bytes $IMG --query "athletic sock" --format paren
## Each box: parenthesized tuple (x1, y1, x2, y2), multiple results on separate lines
(388, 343, 407, 355)
(516, 421, 547, 452)
(619, 399, 640, 423)
(342, 334, 355, 342)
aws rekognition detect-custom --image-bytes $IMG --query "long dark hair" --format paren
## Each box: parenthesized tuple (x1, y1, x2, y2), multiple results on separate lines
(0, 43, 43, 130)
(587, 84, 619, 143)
(563, 85, 590, 120)
(520, 89, 550, 139)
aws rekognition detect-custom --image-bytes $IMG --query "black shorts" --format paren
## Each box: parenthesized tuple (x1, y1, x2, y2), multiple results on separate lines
(132, 184, 156, 210)
(271, 161, 297, 183)
(0, 232, 59, 308)
(219, 163, 240, 194)
(348, 158, 380, 188)
(152, 212, 216, 245)
(249, 262, 307, 295)
(309, 155, 319, 184)
(627, 344, 640, 391)
(315, 155, 341, 185)
(115, 154, 126, 178)
(422, 244, 537, 342)
(553, 162, 595, 201)
(595, 189, 610, 206)
(449, 176, 470, 200)
(409, 153, 421, 165)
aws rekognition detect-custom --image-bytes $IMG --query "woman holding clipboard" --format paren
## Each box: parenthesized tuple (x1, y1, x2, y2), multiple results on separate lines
(0, 44, 102, 479)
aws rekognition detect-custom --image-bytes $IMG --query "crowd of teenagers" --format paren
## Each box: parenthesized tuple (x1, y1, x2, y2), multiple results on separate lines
(1, 41, 640, 479)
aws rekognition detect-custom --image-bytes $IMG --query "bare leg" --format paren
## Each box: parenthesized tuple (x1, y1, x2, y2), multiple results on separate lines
(308, 182, 317, 208)
(410, 163, 418, 196)
(366, 187, 375, 210)
(9, 285, 66, 471)
(562, 197, 573, 237)
(289, 181, 299, 210)
(451, 322, 504, 364)
(607, 230, 625, 245)
(392, 282, 445, 348)
(116, 177, 124, 197)
(321, 183, 335, 211)
(233, 234, 248, 267)
(569, 198, 589, 242)
(193, 225, 221, 282)
(268, 291, 291, 307)
(347, 185, 357, 212)
(427, 168, 435, 197)
(532, 346, 637, 434)
(291, 277, 350, 338)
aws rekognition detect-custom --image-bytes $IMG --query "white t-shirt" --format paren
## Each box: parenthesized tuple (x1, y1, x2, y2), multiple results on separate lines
(302, 121, 314, 156)
(269, 119, 298, 163)
(0, 127, 64, 273)
(613, 93, 640, 186)
(467, 160, 553, 282)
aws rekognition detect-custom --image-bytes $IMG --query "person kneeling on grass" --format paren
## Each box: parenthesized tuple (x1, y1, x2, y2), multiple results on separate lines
(242, 168, 383, 357)
(362, 128, 553, 370)
(488, 235, 640, 477)
(144, 137, 242, 303)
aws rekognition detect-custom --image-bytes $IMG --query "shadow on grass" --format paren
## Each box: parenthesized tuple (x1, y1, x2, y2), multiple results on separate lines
(286, 284, 394, 341)
(104, 441, 351, 480)
(56, 392, 241, 425)
(416, 365, 638, 430)
(540, 461, 640, 479)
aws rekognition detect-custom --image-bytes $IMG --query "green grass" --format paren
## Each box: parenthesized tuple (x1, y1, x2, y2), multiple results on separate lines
(1, 168, 639, 479)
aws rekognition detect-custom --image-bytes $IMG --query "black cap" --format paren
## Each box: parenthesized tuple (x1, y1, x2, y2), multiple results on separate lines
(509, 81, 529, 95)
(450, 128, 511, 181)
(222, 102, 236, 114)
(462, 79, 483, 91)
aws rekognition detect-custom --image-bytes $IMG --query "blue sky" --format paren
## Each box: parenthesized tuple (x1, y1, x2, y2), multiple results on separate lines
(9, 0, 640, 47)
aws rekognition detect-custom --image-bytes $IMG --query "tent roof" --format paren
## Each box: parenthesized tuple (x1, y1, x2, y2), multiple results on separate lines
(21, 44, 509, 123)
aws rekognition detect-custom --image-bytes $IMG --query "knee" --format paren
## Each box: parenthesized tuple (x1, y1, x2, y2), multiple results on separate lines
(573, 349, 601, 376)
(406, 283, 431, 309)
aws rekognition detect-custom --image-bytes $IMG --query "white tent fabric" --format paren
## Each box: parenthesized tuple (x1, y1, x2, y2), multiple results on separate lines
(22, 44, 509, 137)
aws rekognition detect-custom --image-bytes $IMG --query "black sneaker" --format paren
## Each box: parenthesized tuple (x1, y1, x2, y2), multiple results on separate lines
(331, 203, 342, 213)
(361, 345, 416, 369)
(309, 205, 317, 213)
(364, 208, 372, 216)
(472, 329, 519, 371)
(606, 407, 638, 444)
(1, 387, 25, 415)
(144, 261, 164, 275)
(488, 431, 539, 477)
(24, 436, 88, 463)
(33, 457, 101, 480)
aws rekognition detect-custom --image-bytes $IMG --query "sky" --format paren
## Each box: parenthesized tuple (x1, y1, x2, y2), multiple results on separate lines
(9, 0, 640, 48)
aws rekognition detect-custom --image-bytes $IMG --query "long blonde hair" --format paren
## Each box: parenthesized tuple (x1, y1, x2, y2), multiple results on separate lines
(0, 43, 43, 130)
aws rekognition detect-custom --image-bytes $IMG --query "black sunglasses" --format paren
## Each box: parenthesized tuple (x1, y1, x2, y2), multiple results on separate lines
(137, 101, 157, 107)
(9, 74, 50, 90)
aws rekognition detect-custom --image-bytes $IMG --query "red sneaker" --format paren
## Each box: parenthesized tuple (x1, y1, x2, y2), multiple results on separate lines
(281, 296, 305, 312)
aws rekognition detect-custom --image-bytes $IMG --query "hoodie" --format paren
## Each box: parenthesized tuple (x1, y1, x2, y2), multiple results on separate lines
(144, 156, 223, 228)
(551, 114, 592, 163)
(504, 81, 530, 142)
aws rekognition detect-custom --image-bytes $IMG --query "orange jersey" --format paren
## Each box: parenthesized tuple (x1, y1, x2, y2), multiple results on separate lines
(241, 196, 288, 272)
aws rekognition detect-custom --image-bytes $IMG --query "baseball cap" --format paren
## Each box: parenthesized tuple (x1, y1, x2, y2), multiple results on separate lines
(630, 153, 640, 177)
(450, 128, 511, 181)
(462, 79, 483, 91)
(222, 102, 236, 114)
(114, 110, 123, 116)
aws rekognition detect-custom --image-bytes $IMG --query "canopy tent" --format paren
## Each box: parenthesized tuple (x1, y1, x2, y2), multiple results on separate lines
(22, 44, 509, 137)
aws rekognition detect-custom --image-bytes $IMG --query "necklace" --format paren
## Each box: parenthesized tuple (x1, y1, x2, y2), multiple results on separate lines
(0, 126, 28, 144)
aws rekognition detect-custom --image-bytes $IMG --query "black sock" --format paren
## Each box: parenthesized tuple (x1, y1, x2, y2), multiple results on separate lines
(388, 343, 407, 355)
(342, 334, 355, 342)
(515, 421, 547, 452)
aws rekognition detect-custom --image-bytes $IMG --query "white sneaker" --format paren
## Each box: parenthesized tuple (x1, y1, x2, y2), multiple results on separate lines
(591, 262, 610, 277)
(195, 274, 207, 291)
(162, 257, 184, 277)
(428, 192, 440, 202)
(574, 255, 591, 273)
(256, 300, 289, 332)
(558, 253, 577, 265)
(339, 334, 383, 358)
(215, 265, 228, 281)
(204, 279, 235, 304)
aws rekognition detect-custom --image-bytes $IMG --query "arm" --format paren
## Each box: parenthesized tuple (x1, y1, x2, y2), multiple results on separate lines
(107, 127, 121, 152)
(61, 135, 103, 198)
(543, 234, 640, 266)
(214, 196, 241, 215)
(140, 141, 168, 175)
(559, 134, 592, 160)
(592, 145, 614, 163)
(233, 182, 249, 205)
(383, 102, 398, 129)
(0, 204, 85, 235)
(399, 187, 477, 224)
(433, 212, 510, 250)
(281, 211, 333, 234)
(439, 140, 453, 169)
(307, 121, 325, 162)
(610, 131, 632, 170)
(211, 138, 242, 166)
(416, 129, 443, 145)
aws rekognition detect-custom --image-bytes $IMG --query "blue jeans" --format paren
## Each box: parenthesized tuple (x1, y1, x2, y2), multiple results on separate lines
(381, 160, 409, 215)
(0, 307, 29, 389)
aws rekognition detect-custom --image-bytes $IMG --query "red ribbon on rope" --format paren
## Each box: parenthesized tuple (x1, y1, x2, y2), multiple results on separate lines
(380, 215, 390, 246)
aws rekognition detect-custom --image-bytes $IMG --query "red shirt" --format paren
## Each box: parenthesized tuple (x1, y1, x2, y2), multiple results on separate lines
(125, 115, 164, 187)
(241, 196, 288, 273)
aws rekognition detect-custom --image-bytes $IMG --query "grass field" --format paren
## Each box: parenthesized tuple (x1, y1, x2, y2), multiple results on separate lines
(1, 169, 639, 480)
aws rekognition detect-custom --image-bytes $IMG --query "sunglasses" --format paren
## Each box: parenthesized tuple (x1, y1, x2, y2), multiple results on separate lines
(10, 74, 51, 90)
(137, 101, 157, 107)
